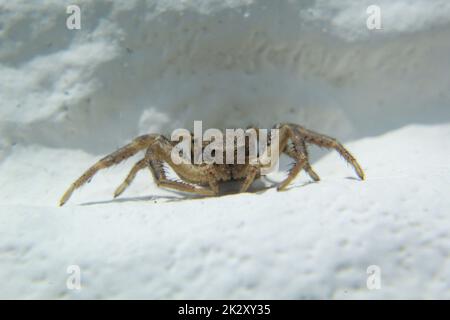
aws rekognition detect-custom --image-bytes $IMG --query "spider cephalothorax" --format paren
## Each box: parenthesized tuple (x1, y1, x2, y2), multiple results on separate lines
(59, 123, 364, 206)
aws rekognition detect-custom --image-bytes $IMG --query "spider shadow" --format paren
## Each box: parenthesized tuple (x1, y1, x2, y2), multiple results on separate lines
(79, 180, 275, 206)
(80, 192, 205, 206)
(261, 175, 319, 190)
(79, 175, 321, 206)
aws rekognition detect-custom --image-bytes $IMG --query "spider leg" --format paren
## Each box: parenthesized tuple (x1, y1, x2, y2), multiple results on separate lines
(146, 141, 219, 197)
(274, 125, 309, 190)
(115, 143, 220, 198)
(277, 153, 307, 191)
(284, 140, 320, 182)
(113, 158, 149, 198)
(59, 134, 159, 206)
(282, 123, 365, 180)
(156, 180, 217, 196)
(113, 147, 159, 199)
(239, 166, 258, 193)
(148, 159, 217, 196)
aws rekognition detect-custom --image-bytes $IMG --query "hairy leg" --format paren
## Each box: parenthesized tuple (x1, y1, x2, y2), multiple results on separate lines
(147, 144, 219, 197)
(149, 159, 217, 196)
(59, 134, 159, 206)
(282, 123, 365, 180)
(283, 140, 320, 182)
(239, 166, 258, 193)
(277, 153, 307, 190)
(157, 180, 217, 196)
(274, 125, 309, 190)
(113, 158, 149, 198)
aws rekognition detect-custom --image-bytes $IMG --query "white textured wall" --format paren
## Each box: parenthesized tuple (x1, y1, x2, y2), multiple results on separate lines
(2, 0, 450, 154)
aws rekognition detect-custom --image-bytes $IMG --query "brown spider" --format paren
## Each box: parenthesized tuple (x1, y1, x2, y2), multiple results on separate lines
(59, 123, 364, 206)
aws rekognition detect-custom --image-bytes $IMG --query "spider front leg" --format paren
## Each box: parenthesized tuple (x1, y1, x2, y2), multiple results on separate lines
(273, 125, 309, 190)
(299, 140, 320, 181)
(239, 166, 258, 193)
(156, 179, 218, 196)
(147, 138, 219, 196)
(113, 158, 149, 198)
(113, 148, 159, 198)
(59, 134, 160, 206)
(291, 124, 365, 180)
(150, 161, 218, 197)
(113, 143, 218, 199)
(283, 140, 320, 182)
(278, 153, 307, 191)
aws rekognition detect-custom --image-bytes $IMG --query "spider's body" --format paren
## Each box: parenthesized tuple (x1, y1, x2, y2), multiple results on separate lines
(59, 123, 364, 206)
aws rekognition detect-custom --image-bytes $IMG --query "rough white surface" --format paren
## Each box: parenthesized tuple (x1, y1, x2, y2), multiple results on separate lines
(1, 0, 450, 299)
